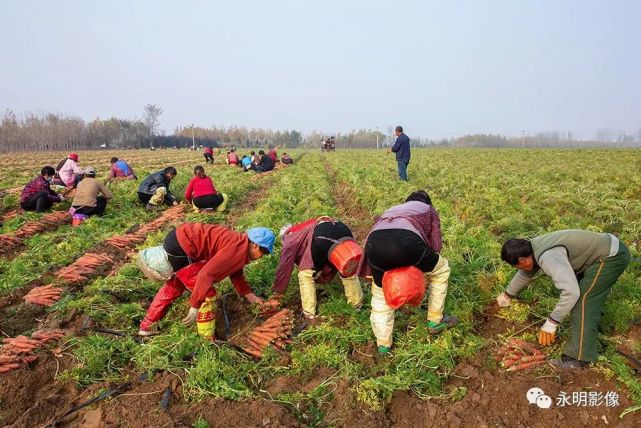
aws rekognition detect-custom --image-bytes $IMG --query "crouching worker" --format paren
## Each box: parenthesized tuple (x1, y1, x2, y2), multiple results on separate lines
(359, 190, 458, 354)
(268, 217, 364, 320)
(71, 166, 113, 216)
(20, 166, 64, 212)
(281, 153, 294, 165)
(138, 166, 178, 211)
(496, 229, 631, 368)
(54, 153, 83, 188)
(138, 223, 275, 339)
(109, 157, 136, 180)
(185, 166, 228, 212)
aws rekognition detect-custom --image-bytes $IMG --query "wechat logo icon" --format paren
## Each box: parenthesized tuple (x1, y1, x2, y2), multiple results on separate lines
(527, 387, 553, 409)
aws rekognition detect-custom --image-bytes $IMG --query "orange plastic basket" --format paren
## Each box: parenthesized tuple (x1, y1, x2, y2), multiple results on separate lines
(328, 239, 363, 277)
(382, 266, 426, 309)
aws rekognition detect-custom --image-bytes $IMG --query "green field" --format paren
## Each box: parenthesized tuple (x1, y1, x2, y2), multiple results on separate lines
(0, 148, 640, 427)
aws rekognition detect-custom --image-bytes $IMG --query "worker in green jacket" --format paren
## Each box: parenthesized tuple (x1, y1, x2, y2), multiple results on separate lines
(496, 229, 630, 369)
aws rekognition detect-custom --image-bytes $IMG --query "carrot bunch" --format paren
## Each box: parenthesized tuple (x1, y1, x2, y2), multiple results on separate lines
(0, 354, 38, 373)
(0, 235, 24, 255)
(2, 336, 43, 354)
(241, 309, 294, 358)
(496, 338, 547, 371)
(105, 234, 146, 250)
(23, 284, 65, 306)
(136, 205, 184, 235)
(14, 211, 70, 239)
(31, 329, 66, 343)
(57, 252, 114, 283)
(0, 330, 66, 374)
(259, 299, 281, 316)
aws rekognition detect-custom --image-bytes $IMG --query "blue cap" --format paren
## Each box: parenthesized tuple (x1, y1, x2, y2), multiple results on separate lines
(247, 227, 275, 254)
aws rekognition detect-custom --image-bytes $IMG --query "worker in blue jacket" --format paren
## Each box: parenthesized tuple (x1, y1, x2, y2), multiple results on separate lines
(388, 125, 411, 181)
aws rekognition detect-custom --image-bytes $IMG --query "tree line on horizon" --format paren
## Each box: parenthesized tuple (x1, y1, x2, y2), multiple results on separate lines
(1, 107, 639, 152)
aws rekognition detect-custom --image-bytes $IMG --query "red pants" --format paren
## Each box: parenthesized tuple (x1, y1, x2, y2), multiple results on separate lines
(140, 262, 216, 331)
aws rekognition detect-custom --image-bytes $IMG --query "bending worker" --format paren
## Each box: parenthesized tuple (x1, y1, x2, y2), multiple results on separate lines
(55, 153, 83, 188)
(109, 157, 136, 180)
(137, 166, 178, 211)
(138, 223, 275, 339)
(359, 190, 458, 353)
(71, 166, 113, 217)
(269, 217, 364, 320)
(497, 229, 630, 369)
(184, 165, 227, 212)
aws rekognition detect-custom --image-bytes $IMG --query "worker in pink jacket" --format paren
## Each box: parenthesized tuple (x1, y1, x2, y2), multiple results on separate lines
(55, 153, 83, 187)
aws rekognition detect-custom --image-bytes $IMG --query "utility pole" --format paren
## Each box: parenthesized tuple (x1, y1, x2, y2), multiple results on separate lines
(521, 130, 525, 149)
(376, 126, 379, 149)
(191, 123, 195, 149)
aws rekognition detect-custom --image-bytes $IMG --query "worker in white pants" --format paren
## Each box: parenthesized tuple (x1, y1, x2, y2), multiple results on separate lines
(358, 190, 458, 353)
(268, 217, 364, 318)
(299, 269, 363, 317)
(370, 255, 452, 348)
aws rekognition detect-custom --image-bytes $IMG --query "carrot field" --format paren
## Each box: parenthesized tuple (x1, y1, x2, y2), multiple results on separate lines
(0, 148, 640, 427)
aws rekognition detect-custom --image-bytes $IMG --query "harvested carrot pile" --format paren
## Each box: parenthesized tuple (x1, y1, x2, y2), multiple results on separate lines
(0, 211, 70, 258)
(0, 329, 66, 373)
(136, 205, 184, 235)
(14, 211, 71, 239)
(241, 309, 294, 358)
(31, 329, 66, 342)
(0, 235, 24, 256)
(105, 234, 146, 250)
(496, 338, 547, 371)
(0, 208, 23, 222)
(57, 252, 115, 283)
(23, 284, 65, 306)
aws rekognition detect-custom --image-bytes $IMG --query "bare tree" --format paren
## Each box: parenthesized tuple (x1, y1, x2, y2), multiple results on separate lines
(143, 104, 163, 145)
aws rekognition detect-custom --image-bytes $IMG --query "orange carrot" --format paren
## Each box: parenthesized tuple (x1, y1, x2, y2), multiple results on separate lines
(0, 356, 18, 363)
(20, 355, 38, 363)
(502, 358, 519, 368)
(517, 354, 546, 363)
(508, 339, 542, 355)
(242, 346, 262, 358)
(0, 364, 21, 373)
(251, 330, 277, 341)
(247, 337, 267, 350)
(507, 360, 546, 371)
(250, 334, 274, 346)
(12, 336, 41, 345)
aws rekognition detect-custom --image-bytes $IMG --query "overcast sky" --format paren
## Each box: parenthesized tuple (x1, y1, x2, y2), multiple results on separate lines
(1, 0, 640, 139)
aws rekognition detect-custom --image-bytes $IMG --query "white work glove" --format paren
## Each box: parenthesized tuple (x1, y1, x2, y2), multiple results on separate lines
(496, 292, 512, 308)
(540, 318, 557, 334)
(538, 318, 558, 346)
(181, 307, 199, 326)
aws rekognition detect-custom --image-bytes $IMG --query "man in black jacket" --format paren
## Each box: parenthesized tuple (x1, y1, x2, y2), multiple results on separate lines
(252, 150, 275, 173)
(138, 166, 178, 211)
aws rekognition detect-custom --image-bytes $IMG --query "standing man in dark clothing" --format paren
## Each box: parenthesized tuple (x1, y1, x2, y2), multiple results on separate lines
(389, 126, 410, 181)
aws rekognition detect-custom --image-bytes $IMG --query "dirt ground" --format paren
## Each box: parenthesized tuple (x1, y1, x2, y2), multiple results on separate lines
(2, 303, 641, 427)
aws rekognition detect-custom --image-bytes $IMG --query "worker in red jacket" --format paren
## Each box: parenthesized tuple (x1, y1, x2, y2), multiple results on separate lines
(268, 217, 363, 320)
(138, 223, 275, 339)
(184, 165, 228, 212)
